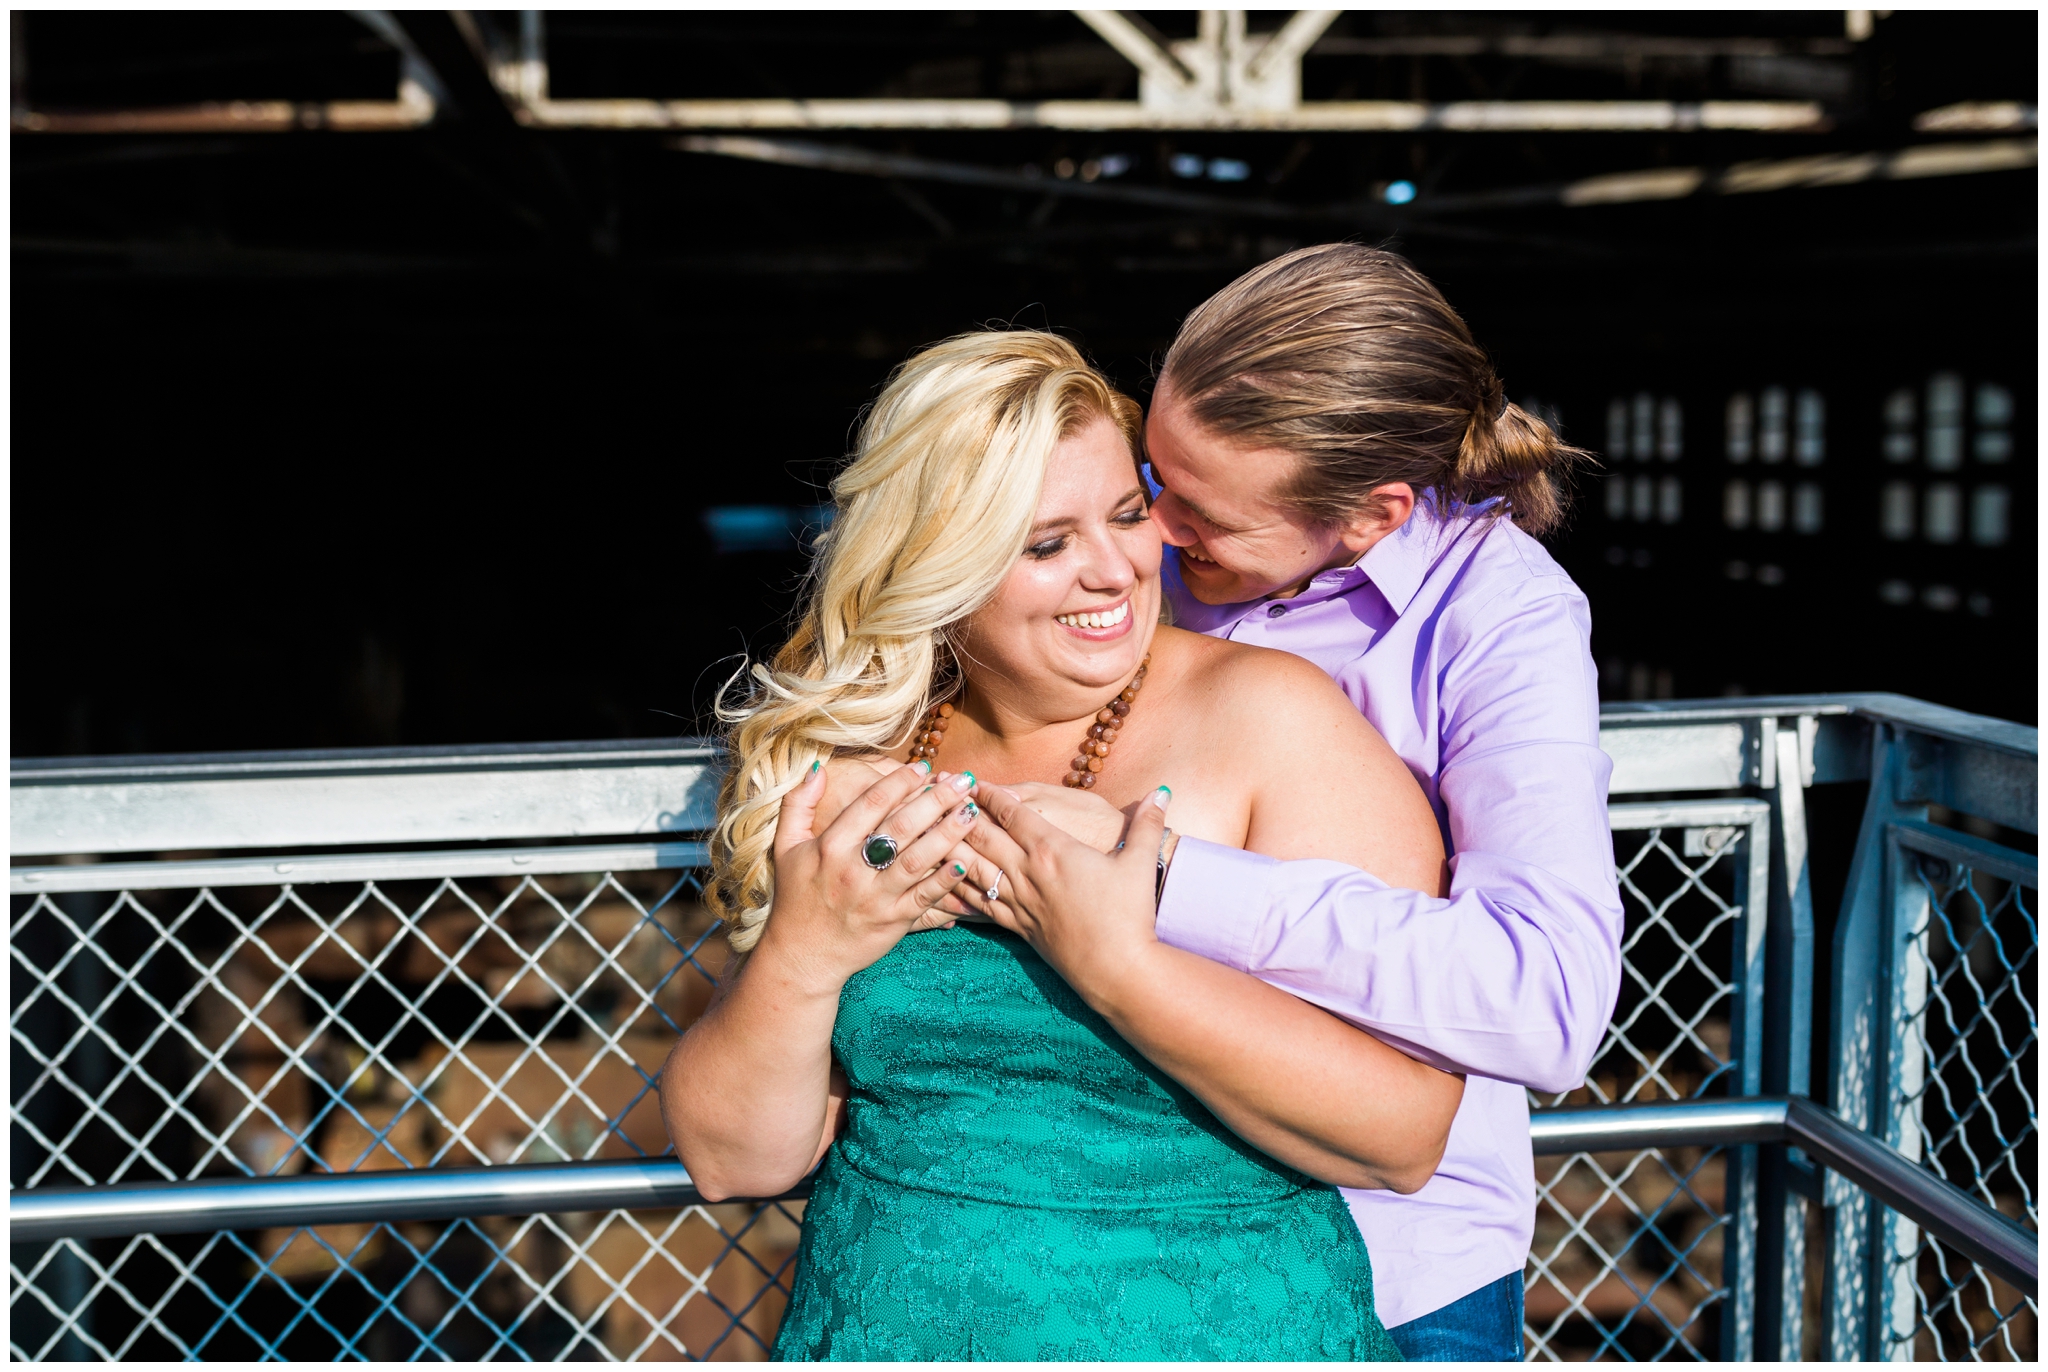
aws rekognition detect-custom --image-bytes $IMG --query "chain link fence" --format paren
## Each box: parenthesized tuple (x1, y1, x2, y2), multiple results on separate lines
(8, 704, 2036, 1362)
(1524, 806, 1767, 1362)
(1885, 830, 2038, 1361)
(10, 862, 807, 1360)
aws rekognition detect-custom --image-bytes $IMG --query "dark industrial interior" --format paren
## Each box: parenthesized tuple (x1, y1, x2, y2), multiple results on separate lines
(12, 11, 2036, 758)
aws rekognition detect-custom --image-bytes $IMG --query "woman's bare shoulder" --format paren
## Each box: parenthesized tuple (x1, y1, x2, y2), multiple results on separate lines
(1156, 625, 1373, 736)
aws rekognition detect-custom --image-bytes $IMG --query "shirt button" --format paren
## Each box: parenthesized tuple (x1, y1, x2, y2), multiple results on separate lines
(1267, 603, 1288, 618)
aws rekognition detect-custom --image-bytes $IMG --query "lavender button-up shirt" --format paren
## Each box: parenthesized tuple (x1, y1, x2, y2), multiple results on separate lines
(1157, 499, 1624, 1328)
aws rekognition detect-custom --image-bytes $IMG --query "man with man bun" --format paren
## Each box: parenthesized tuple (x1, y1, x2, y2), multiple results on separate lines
(971, 244, 1624, 1361)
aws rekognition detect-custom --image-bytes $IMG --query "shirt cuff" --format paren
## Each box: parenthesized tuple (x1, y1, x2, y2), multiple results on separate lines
(1153, 837, 1280, 973)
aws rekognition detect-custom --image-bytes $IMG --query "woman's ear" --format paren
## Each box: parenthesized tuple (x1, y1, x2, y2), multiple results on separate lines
(1335, 482, 1417, 557)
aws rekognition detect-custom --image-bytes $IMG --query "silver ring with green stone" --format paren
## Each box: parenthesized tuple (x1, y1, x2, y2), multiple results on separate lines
(861, 833, 900, 870)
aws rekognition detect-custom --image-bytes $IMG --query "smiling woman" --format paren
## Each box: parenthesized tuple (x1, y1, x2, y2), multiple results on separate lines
(660, 327, 1461, 1360)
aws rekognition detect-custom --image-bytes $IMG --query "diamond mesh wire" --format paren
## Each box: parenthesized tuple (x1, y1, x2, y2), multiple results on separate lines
(1525, 824, 1751, 1362)
(16, 810, 2024, 1363)
(9, 864, 804, 1361)
(1886, 847, 2038, 1362)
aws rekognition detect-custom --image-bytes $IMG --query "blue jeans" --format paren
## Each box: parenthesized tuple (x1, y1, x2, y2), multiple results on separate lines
(1387, 1270, 1525, 1362)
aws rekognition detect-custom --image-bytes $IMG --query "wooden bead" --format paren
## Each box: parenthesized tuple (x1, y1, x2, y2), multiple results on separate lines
(1097, 707, 1116, 724)
(1086, 757, 1103, 773)
(1072, 755, 1090, 772)
(1079, 772, 1096, 789)
(937, 702, 954, 717)
(1094, 741, 1111, 758)
(1119, 688, 1137, 703)
(1110, 700, 1130, 717)
(1063, 771, 1084, 787)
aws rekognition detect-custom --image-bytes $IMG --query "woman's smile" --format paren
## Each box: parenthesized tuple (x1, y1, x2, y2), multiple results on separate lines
(1054, 598, 1133, 638)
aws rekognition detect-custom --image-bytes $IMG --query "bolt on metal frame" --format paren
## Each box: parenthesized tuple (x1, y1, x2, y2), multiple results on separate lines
(8, 694, 2036, 1360)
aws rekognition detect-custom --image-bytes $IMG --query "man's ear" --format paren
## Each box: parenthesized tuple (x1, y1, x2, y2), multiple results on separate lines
(1334, 482, 1417, 557)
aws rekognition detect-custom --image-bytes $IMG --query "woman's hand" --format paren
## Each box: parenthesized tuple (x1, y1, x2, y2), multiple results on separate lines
(956, 782, 1172, 1005)
(751, 760, 984, 996)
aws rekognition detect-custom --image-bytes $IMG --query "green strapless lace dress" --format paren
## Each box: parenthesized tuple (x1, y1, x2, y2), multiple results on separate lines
(772, 924, 1399, 1361)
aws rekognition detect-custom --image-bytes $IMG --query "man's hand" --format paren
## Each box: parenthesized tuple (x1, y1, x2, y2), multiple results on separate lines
(956, 782, 1173, 1007)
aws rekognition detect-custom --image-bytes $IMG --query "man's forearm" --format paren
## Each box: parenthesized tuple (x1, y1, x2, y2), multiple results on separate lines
(1082, 939, 1460, 1194)
(1155, 839, 1622, 1093)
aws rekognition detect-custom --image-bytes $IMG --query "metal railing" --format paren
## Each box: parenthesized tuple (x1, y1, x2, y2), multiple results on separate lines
(9, 694, 2036, 1360)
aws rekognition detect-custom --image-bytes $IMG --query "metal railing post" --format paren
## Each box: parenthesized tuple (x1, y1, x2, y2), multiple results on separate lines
(1719, 804, 1775, 1361)
(1756, 719, 1817, 1358)
(1823, 724, 1927, 1358)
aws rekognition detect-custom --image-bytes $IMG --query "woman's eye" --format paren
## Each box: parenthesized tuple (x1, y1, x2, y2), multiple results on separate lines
(1026, 536, 1068, 560)
(1113, 506, 1149, 527)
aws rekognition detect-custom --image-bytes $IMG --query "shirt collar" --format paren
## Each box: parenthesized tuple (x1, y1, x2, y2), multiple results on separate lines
(1163, 497, 1483, 627)
(1353, 505, 1431, 615)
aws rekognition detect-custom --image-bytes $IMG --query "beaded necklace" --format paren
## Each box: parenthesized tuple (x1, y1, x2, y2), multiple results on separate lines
(910, 654, 1150, 790)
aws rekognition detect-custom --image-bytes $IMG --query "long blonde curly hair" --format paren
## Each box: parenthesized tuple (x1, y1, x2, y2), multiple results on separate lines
(708, 330, 1143, 952)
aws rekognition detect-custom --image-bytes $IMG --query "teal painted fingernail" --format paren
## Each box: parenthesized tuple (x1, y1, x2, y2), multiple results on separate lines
(953, 862, 967, 877)
(1157, 785, 1171, 796)
(963, 771, 976, 788)
(963, 801, 980, 819)
(916, 759, 933, 774)
(810, 760, 820, 774)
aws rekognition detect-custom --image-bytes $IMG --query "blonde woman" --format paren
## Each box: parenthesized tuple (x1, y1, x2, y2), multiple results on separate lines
(658, 330, 1458, 1361)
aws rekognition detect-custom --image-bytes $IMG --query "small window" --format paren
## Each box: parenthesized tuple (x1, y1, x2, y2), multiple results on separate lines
(1606, 398, 1629, 460)
(1792, 483, 1824, 534)
(1922, 584, 1960, 612)
(1975, 383, 2013, 427)
(1758, 387, 1788, 463)
(1723, 480, 1752, 529)
(1923, 483, 1962, 543)
(1658, 398, 1683, 461)
(1631, 392, 1656, 461)
(1926, 372, 1964, 471)
(1879, 579, 1914, 606)
(1974, 382, 2012, 464)
(1657, 476, 1682, 524)
(1794, 389, 1825, 465)
(1756, 480, 1786, 532)
(1756, 564, 1785, 586)
(1604, 475, 1629, 521)
(1883, 387, 1916, 462)
(1880, 482, 1916, 540)
(1971, 485, 2009, 546)
(1726, 393, 1754, 462)
(1884, 387, 1916, 430)
(1630, 475, 1654, 522)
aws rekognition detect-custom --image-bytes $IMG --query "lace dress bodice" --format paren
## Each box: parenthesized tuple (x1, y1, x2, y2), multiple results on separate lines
(771, 923, 1399, 1361)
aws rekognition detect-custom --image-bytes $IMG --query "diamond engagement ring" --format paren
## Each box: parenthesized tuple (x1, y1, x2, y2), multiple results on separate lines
(861, 834, 900, 870)
(985, 871, 1001, 904)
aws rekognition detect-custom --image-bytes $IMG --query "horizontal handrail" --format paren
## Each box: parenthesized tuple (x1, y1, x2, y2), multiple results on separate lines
(7, 1158, 808, 1243)
(13, 1098, 2031, 1297)
(1529, 1096, 2037, 1295)
(14, 693, 2034, 857)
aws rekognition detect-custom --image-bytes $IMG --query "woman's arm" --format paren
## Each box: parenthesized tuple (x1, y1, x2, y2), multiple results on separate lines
(964, 654, 1462, 1193)
(658, 761, 980, 1200)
